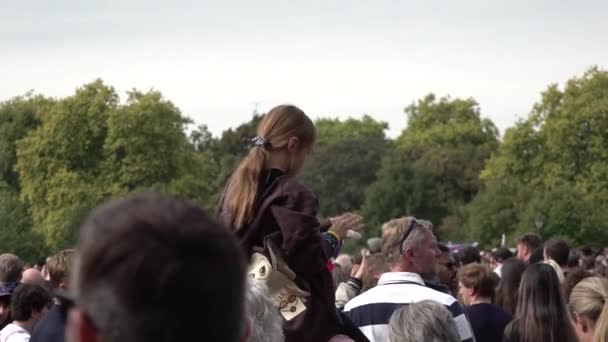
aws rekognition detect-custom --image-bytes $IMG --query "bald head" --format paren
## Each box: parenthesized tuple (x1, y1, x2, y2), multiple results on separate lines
(22, 268, 46, 287)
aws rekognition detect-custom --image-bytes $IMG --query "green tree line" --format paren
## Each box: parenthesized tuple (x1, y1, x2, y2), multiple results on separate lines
(2, 68, 608, 261)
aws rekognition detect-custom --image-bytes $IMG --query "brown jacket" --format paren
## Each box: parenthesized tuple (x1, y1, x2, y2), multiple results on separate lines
(218, 169, 343, 342)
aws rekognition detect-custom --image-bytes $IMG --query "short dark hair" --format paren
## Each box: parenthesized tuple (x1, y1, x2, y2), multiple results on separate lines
(0, 254, 24, 284)
(458, 263, 495, 299)
(517, 233, 542, 250)
(458, 246, 481, 266)
(529, 247, 545, 264)
(567, 251, 579, 268)
(10, 284, 51, 321)
(544, 239, 570, 267)
(579, 246, 594, 257)
(494, 247, 514, 262)
(73, 192, 246, 342)
(0, 296, 9, 308)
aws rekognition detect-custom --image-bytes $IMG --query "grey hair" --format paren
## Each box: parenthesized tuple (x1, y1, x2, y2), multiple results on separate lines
(381, 217, 432, 267)
(388, 300, 460, 342)
(401, 226, 430, 252)
(71, 255, 135, 342)
(335, 254, 353, 275)
(245, 280, 284, 342)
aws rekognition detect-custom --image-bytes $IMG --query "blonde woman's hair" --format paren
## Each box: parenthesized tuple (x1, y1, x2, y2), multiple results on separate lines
(570, 276, 608, 342)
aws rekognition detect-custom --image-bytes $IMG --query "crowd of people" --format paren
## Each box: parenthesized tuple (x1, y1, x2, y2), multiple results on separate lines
(0, 104, 607, 342)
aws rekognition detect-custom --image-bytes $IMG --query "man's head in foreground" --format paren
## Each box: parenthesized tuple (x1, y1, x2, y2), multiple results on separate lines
(66, 192, 246, 342)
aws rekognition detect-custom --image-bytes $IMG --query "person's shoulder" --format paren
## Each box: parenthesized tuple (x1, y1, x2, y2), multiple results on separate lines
(7, 333, 29, 342)
(31, 306, 64, 340)
(276, 176, 314, 198)
(494, 304, 513, 322)
(273, 176, 318, 212)
(465, 303, 505, 317)
(475, 303, 512, 318)
(0, 324, 30, 342)
(418, 284, 458, 306)
(30, 325, 62, 342)
(0, 323, 12, 339)
(343, 286, 384, 311)
(1, 323, 22, 333)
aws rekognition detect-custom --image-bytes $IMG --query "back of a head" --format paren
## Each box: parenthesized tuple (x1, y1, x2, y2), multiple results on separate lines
(72, 192, 246, 342)
(567, 251, 580, 268)
(480, 250, 495, 266)
(388, 300, 460, 342)
(21, 268, 46, 287)
(544, 239, 570, 267)
(0, 254, 24, 285)
(570, 277, 608, 342)
(335, 254, 353, 275)
(10, 283, 51, 322)
(458, 246, 481, 266)
(367, 238, 382, 254)
(528, 247, 545, 264)
(580, 246, 594, 258)
(495, 258, 525, 314)
(500, 259, 525, 286)
(580, 246, 596, 270)
(458, 263, 495, 300)
(517, 263, 563, 314)
(223, 105, 316, 229)
(494, 247, 514, 263)
(47, 249, 74, 290)
(245, 281, 284, 342)
(332, 264, 349, 290)
(381, 217, 430, 269)
(362, 253, 390, 292)
(518, 233, 542, 250)
(512, 263, 577, 342)
(564, 268, 593, 301)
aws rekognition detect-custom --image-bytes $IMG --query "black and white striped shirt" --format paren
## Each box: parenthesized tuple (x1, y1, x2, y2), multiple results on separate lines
(344, 272, 475, 342)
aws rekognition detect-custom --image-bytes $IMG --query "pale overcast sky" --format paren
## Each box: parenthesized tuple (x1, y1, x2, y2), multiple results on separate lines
(1, 1, 607, 137)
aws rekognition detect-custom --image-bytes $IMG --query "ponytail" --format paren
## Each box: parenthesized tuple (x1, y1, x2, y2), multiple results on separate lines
(593, 289, 608, 342)
(221, 105, 315, 230)
(570, 277, 608, 342)
(225, 146, 267, 229)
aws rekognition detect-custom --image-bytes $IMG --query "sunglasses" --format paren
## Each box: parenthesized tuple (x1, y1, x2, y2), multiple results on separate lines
(400, 217, 422, 255)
